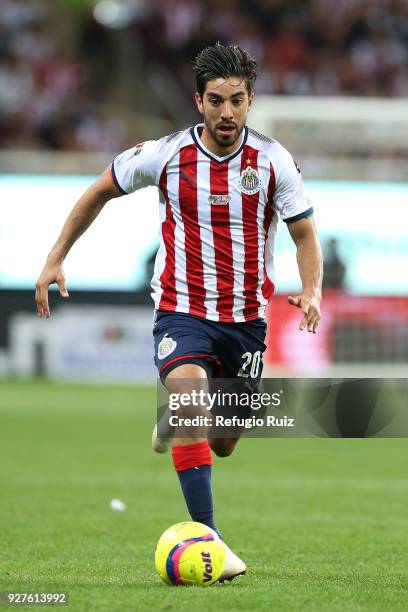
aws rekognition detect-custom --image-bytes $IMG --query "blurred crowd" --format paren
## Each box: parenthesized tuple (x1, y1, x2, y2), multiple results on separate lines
(1, 0, 407, 151)
(0, 0, 125, 152)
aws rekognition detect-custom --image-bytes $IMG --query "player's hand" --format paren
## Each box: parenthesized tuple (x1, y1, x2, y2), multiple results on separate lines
(288, 294, 321, 333)
(35, 261, 69, 318)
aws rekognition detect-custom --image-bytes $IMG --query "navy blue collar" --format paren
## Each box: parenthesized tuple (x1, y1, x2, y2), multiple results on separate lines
(190, 124, 248, 164)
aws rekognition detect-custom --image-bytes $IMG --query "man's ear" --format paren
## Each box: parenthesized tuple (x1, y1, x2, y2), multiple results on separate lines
(247, 91, 255, 112)
(195, 92, 204, 114)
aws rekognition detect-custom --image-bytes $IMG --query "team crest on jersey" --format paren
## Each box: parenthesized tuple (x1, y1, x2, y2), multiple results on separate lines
(239, 166, 261, 195)
(157, 333, 177, 360)
(208, 194, 231, 205)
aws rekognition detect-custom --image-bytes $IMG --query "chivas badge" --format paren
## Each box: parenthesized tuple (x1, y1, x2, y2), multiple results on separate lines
(239, 166, 261, 195)
(157, 333, 177, 359)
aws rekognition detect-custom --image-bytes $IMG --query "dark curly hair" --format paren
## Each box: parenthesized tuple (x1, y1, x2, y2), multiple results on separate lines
(192, 42, 257, 97)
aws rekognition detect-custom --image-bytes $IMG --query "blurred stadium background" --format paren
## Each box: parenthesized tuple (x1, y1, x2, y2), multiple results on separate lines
(1, 0, 408, 383)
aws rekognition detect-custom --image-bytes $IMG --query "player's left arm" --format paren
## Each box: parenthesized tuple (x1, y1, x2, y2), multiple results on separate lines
(286, 215, 323, 333)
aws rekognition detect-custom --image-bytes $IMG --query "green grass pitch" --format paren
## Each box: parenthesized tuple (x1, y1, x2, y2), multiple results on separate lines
(1, 380, 407, 611)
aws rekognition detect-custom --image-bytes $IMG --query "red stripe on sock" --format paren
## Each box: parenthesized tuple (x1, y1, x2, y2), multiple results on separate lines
(172, 440, 213, 472)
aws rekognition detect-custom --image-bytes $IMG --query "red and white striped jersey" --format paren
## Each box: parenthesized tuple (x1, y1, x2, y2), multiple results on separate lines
(112, 124, 313, 323)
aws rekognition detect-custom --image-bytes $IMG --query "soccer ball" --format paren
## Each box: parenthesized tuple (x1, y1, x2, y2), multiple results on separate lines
(154, 521, 226, 586)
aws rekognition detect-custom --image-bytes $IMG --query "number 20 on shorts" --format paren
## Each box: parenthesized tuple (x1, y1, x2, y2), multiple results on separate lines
(237, 351, 261, 378)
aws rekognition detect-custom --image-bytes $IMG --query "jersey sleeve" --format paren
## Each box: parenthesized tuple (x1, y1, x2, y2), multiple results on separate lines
(273, 145, 313, 223)
(111, 140, 162, 194)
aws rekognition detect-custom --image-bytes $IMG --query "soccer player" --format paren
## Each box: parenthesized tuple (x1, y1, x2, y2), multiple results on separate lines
(35, 43, 322, 581)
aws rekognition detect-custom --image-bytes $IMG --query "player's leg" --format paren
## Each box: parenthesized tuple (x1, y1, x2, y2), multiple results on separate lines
(152, 312, 220, 532)
(153, 314, 247, 580)
(152, 311, 218, 452)
(208, 318, 268, 458)
(208, 379, 259, 456)
(164, 361, 246, 580)
(164, 362, 220, 534)
(209, 436, 240, 457)
(208, 381, 250, 457)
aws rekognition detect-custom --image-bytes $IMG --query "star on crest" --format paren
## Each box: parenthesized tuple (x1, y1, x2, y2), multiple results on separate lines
(246, 158, 251, 165)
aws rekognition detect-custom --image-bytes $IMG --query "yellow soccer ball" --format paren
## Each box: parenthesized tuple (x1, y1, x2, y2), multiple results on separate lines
(154, 521, 226, 586)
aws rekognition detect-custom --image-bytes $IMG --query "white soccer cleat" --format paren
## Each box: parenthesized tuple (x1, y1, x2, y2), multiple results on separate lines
(152, 424, 172, 453)
(218, 543, 246, 582)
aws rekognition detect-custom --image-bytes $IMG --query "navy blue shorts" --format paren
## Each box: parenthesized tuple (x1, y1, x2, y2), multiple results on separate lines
(153, 310, 267, 383)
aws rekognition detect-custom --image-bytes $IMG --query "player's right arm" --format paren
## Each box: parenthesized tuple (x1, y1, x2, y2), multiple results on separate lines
(35, 167, 122, 318)
(36, 136, 168, 317)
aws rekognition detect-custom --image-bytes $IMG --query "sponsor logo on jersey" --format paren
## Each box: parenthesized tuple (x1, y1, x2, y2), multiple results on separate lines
(208, 194, 231, 205)
(239, 166, 261, 195)
(157, 333, 177, 359)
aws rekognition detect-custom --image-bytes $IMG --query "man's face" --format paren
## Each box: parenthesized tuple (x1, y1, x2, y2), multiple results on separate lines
(195, 76, 254, 152)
